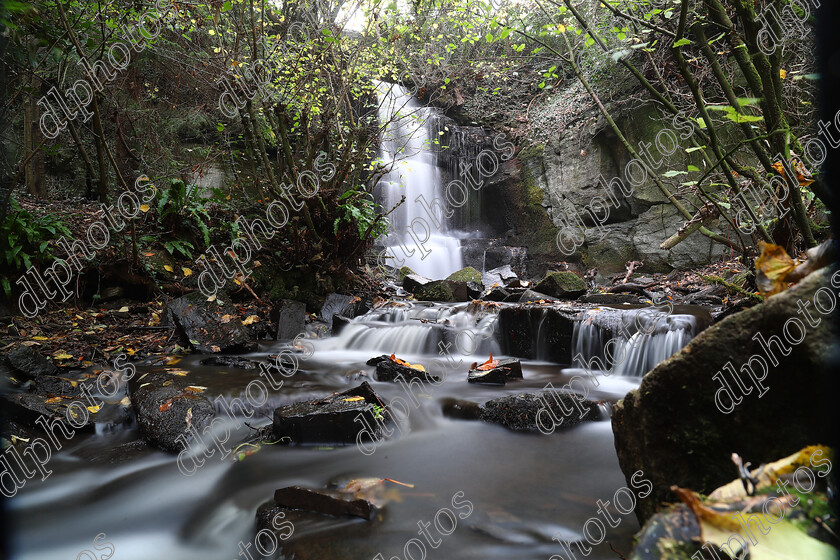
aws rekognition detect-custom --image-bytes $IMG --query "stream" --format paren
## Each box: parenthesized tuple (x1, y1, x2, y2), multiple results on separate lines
(6, 300, 711, 560)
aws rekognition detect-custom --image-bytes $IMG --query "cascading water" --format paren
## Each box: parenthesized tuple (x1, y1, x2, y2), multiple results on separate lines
(373, 81, 464, 279)
(571, 306, 703, 377)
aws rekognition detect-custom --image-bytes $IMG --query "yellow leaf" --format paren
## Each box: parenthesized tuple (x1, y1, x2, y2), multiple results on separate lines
(557, 23, 566, 32)
(45, 397, 63, 404)
(220, 314, 235, 324)
(343, 396, 365, 402)
(140, 204, 150, 213)
(182, 267, 193, 277)
(87, 405, 101, 413)
(53, 352, 73, 360)
(120, 396, 131, 406)
(164, 265, 173, 272)
(780, 68, 787, 79)
(33, 336, 49, 340)
(243, 315, 260, 325)
(755, 242, 796, 297)
(118, 306, 129, 313)
(207, 294, 217, 302)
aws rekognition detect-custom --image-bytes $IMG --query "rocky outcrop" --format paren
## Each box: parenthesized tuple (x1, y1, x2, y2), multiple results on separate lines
(611, 268, 839, 523)
(167, 292, 253, 353)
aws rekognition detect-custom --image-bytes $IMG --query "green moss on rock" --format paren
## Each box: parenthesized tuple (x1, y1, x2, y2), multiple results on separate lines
(398, 266, 416, 282)
(534, 271, 587, 298)
(445, 266, 482, 284)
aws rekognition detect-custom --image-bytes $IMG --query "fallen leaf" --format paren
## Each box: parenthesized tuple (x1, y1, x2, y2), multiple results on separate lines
(32, 336, 50, 341)
(45, 397, 63, 404)
(343, 396, 366, 402)
(207, 294, 217, 302)
(53, 352, 73, 360)
(476, 353, 499, 371)
(185, 385, 207, 392)
(242, 315, 260, 325)
(87, 405, 101, 413)
(120, 396, 131, 406)
(755, 242, 796, 297)
(140, 204, 150, 212)
(159, 399, 174, 412)
(164, 265, 174, 272)
(118, 306, 129, 313)
(182, 267, 193, 276)
(220, 314, 235, 324)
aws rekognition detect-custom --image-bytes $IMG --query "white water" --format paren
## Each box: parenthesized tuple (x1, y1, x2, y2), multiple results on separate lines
(373, 80, 463, 279)
(572, 308, 698, 377)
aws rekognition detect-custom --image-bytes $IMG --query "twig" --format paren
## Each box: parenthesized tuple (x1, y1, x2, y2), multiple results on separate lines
(698, 274, 762, 303)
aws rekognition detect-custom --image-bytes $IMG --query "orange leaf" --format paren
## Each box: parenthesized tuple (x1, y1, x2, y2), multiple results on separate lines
(476, 353, 499, 371)
(159, 399, 174, 412)
(755, 241, 796, 297)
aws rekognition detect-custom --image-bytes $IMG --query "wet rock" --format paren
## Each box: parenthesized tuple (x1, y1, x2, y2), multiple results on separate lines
(628, 505, 702, 560)
(484, 286, 511, 302)
(612, 268, 839, 523)
(446, 266, 483, 284)
(440, 397, 482, 420)
(365, 355, 390, 366)
(579, 293, 639, 304)
(33, 374, 90, 398)
(200, 356, 260, 369)
(375, 358, 441, 383)
(272, 486, 377, 520)
(167, 292, 253, 353)
(273, 382, 388, 445)
(320, 293, 357, 330)
(402, 274, 432, 293)
(0, 392, 96, 433)
(482, 265, 519, 289)
(468, 359, 523, 385)
(332, 315, 352, 336)
(416, 280, 469, 302)
(276, 299, 306, 341)
(6, 345, 58, 379)
(129, 371, 216, 453)
(503, 291, 526, 303)
(533, 271, 587, 299)
(498, 306, 577, 362)
(397, 266, 415, 282)
(518, 289, 558, 303)
(479, 391, 599, 432)
(466, 281, 484, 300)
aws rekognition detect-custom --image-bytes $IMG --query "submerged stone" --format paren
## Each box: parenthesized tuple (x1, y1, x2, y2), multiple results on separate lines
(272, 486, 377, 520)
(272, 382, 388, 445)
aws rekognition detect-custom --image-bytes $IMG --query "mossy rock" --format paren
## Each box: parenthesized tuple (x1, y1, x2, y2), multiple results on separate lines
(415, 280, 469, 302)
(398, 266, 416, 283)
(533, 271, 586, 299)
(445, 266, 483, 285)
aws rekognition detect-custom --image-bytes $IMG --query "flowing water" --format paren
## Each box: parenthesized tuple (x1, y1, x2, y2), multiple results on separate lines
(373, 81, 463, 280)
(6, 301, 706, 560)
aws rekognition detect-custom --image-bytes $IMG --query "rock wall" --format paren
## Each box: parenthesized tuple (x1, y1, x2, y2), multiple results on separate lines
(611, 267, 839, 523)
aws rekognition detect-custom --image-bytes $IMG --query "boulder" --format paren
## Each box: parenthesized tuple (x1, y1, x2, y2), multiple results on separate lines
(167, 292, 253, 353)
(479, 391, 599, 432)
(518, 289, 558, 303)
(320, 293, 356, 330)
(446, 266, 483, 284)
(612, 268, 839, 523)
(332, 315, 352, 336)
(468, 358, 523, 385)
(272, 486, 377, 520)
(414, 280, 468, 302)
(482, 265, 519, 289)
(403, 274, 432, 293)
(484, 286, 511, 302)
(466, 281, 484, 300)
(273, 382, 388, 445)
(5, 345, 58, 379)
(397, 266, 416, 282)
(129, 371, 216, 453)
(533, 271, 587, 299)
(276, 299, 306, 341)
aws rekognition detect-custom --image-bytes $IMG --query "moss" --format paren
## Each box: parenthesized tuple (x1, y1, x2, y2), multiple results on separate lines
(534, 271, 586, 295)
(445, 266, 482, 284)
(518, 142, 545, 161)
(416, 281, 455, 302)
(398, 266, 415, 282)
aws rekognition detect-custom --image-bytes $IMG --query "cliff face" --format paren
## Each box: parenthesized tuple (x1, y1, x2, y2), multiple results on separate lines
(435, 99, 736, 276)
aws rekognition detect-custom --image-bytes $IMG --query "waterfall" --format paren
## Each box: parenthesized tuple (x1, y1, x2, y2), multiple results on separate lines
(572, 307, 700, 377)
(373, 80, 464, 279)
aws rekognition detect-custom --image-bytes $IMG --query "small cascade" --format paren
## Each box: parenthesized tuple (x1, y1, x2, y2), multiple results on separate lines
(572, 307, 702, 377)
(318, 301, 500, 358)
(373, 81, 464, 279)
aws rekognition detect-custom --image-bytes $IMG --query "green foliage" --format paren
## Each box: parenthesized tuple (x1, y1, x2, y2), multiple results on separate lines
(155, 178, 212, 250)
(334, 185, 388, 239)
(0, 199, 71, 297)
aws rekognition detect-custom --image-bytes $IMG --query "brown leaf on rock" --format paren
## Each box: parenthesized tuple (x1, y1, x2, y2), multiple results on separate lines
(755, 242, 796, 297)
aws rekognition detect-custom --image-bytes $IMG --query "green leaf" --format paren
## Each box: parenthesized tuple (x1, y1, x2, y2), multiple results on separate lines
(685, 146, 706, 153)
(687, 165, 700, 172)
(662, 170, 687, 178)
(672, 38, 691, 48)
(222, 0, 233, 11)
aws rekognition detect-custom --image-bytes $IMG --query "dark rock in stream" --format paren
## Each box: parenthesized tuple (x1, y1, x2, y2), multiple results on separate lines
(479, 391, 599, 432)
(375, 358, 441, 383)
(320, 293, 357, 330)
(332, 315, 352, 335)
(467, 358, 523, 385)
(483, 286, 511, 301)
(414, 280, 469, 302)
(129, 371, 216, 453)
(612, 267, 840, 524)
(272, 382, 389, 445)
(272, 486, 377, 520)
(518, 289, 557, 303)
(275, 299, 306, 341)
(0, 393, 97, 433)
(167, 292, 253, 353)
(5, 345, 58, 379)
(466, 281, 484, 299)
(498, 306, 577, 362)
(579, 293, 639, 305)
(200, 356, 259, 369)
(440, 397, 482, 420)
